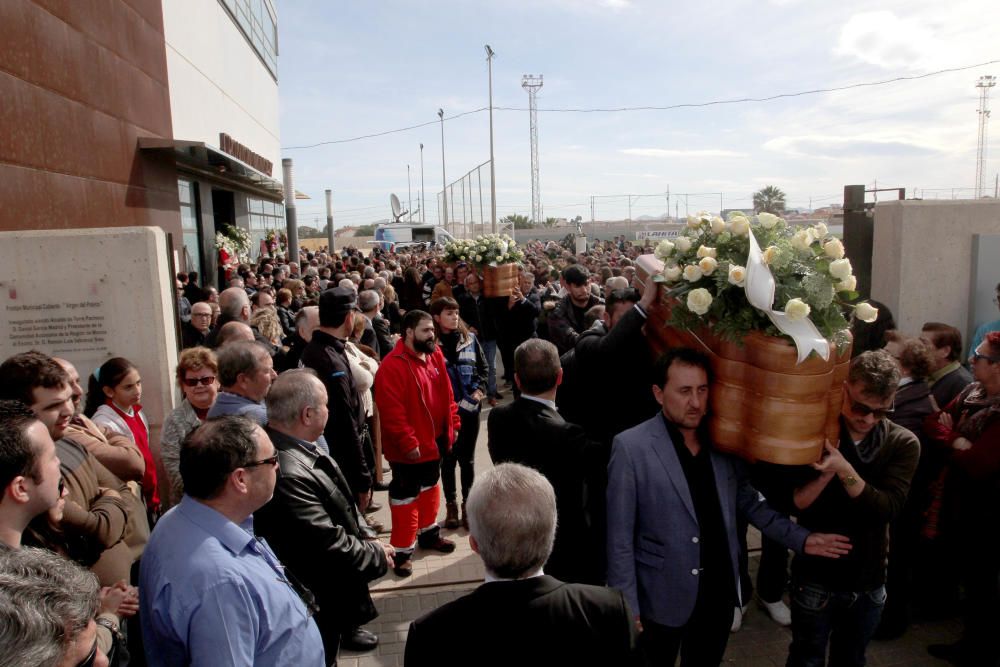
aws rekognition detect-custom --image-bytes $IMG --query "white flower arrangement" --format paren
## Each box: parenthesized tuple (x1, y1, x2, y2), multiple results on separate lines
(443, 234, 525, 269)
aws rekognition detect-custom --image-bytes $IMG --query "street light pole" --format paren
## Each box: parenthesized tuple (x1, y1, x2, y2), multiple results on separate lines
(438, 109, 447, 232)
(485, 44, 497, 234)
(420, 143, 426, 224)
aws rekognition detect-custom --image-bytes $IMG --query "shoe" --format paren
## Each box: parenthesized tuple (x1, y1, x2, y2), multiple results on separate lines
(422, 536, 456, 553)
(730, 605, 749, 633)
(365, 516, 384, 533)
(759, 599, 791, 627)
(341, 627, 379, 651)
(393, 559, 413, 577)
(927, 642, 965, 664)
(488, 397, 498, 407)
(444, 502, 460, 529)
(373, 481, 390, 492)
(493, 391, 505, 399)
(460, 501, 469, 529)
(363, 501, 382, 514)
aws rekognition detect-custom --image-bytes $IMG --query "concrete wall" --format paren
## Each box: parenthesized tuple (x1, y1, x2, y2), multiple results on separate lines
(871, 199, 1000, 342)
(0, 0, 180, 238)
(0, 227, 179, 483)
(163, 0, 281, 172)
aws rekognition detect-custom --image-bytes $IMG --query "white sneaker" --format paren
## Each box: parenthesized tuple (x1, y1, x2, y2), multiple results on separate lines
(760, 599, 792, 626)
(730, 604, 749, 632)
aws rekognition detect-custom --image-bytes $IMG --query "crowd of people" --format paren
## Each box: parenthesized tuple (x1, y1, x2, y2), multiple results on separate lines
(0, 239, 997, 667)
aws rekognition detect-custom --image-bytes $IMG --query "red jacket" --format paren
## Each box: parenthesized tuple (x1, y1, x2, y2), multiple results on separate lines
(375, 339, 460, 464)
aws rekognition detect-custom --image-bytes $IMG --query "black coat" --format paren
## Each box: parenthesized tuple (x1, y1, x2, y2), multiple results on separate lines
(300, 330, 371, 495)
(255, 428, 387, 640)
(487, 398, 600, 584)
(371, 314, 394, 360)
(404, 575, 639, 667)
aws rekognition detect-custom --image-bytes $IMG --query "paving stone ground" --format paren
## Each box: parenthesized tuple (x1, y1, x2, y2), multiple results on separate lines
(338, 389, 961, 667)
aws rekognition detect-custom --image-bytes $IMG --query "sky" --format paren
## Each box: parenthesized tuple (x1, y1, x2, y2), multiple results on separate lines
(276, 0, 1000, 228)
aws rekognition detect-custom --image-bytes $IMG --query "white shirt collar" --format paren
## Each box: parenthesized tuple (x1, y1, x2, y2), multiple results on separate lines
(484, 566, 544, 584)
(520, 394, 557, 411)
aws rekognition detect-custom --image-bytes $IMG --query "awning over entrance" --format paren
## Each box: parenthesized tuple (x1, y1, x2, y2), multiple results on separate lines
(139, 138, 284, 200)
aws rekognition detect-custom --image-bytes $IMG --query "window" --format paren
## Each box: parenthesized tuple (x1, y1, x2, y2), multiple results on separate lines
(178, 179, 202, 276)
(247, 196, 285, 260)
(219, 0, 278, 79)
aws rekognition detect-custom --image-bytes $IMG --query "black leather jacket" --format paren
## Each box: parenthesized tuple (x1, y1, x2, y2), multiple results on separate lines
(255, 427, 387, 635)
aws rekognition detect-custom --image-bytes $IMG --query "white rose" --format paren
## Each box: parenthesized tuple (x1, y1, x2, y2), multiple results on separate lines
(687, 288, 713, 316)
(791, 229, 814, 251)
(476, 255, 483, 262)
(835, 275, 857, 292)
(698, 256, 718, 275)
(654, 240, 675, 260)
(762, 246, 778, 264)
(696, 245, 717, 259)
(683, 264, 704, 282)
(674, 237, 692, 252)
(460, 255, 466, 261)
(814, 222, 829, 238)
(829, 258, 853, 280)
(855, 302, 879, 323)
(728, 264, 746, 286)
(784, 298, 811, 321)
(757, 212, 780, 229)
(686, 216, 701, 229)
(823, 238, 845, 259)
(710, 216, 727, 234)
(729, 216, 750, 237)
(662, 263, 682, 282)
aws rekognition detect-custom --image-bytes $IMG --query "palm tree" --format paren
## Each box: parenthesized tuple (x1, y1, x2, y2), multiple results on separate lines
(753, 186, 787, 214)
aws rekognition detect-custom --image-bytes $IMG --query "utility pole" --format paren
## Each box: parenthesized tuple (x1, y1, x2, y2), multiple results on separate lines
(485, 45, 497, 233)
(975, 75, 996, 198)
(324, 189, 334, 253)
(438, 109, 447, 231)
(282, 158, 299, 266)
(420, 143, 426, 224)
(522, 74, 544, 226)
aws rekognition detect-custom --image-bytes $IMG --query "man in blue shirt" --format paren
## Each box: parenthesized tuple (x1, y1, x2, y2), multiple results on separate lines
(140, 416, 325, 666)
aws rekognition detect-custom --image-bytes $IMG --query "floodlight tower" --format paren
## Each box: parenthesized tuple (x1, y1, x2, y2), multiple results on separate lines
(522, 74, 543, 225)
(975, 75, 996, 198)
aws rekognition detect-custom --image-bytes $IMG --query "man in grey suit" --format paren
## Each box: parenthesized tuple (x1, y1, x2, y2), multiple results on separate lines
(607, 348, 852, 666)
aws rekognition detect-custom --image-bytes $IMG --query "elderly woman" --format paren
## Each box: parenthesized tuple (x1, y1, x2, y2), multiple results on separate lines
(159, 347, 219, 503)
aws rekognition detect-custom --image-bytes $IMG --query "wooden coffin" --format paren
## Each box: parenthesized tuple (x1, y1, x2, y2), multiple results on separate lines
(636, 254, 851, 465)
(482, 263, 518, 297)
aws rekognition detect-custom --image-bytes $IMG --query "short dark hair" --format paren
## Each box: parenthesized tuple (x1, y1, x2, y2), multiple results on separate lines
(562, 265, 589, 286)
(401, 309, 432, 339)
(847, 350, 900, 399)
(605, 288, 640, 312)
(653, 348, 713, 389)
(0, 352, 69, 406)
(0, 400, 43, 491)
(217, 341, 268, 387)
(921, 322, 963, 362)
(179, 416, 259, 500)
(514, 339, 561, 394)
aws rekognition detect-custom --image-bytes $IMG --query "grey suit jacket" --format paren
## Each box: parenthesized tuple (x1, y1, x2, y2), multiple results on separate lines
(606, 414, 809, 627)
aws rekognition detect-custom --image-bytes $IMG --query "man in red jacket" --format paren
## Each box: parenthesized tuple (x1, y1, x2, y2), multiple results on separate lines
(375, 310, 461, 577)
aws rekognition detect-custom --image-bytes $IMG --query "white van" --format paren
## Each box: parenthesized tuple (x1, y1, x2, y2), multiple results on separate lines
(371, 223, 456, 251)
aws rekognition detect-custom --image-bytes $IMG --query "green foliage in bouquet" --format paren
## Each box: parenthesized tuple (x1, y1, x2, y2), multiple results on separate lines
(652, 211, 877, 349)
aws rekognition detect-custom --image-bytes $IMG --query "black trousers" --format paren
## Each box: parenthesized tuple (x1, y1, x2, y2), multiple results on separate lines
(640, 582, 732, 666)
(441, 409, 480, 504)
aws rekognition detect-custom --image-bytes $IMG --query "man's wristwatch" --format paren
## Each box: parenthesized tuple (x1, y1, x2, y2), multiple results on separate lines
(841, 474, 859, 488)
(96, 616, 121, 639)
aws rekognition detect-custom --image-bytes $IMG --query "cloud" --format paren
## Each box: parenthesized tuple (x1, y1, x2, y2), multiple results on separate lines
(834, 11, 944, 70)
(620, 148, 748, 158)
(763, 133, 943, 159)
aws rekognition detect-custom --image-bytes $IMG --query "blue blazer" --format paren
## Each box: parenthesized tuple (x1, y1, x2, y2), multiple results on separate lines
(606, 414, 809, 627)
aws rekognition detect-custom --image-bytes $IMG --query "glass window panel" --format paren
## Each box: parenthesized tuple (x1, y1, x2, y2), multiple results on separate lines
(180, 206, 198, 231)
(177, 179, 192, 205)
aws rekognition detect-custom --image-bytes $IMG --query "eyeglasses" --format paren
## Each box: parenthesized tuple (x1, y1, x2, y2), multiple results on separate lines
(75, 641, 98, 667)
(845, 386, 894, 419)
(243, 454, 279, 469)
(191, 312, 212, 318)
(182, 375, 216, 387)
(971, 352, 1000, 364)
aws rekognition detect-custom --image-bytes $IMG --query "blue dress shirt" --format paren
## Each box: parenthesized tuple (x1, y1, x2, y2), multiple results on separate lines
(139, 496, 325, 666)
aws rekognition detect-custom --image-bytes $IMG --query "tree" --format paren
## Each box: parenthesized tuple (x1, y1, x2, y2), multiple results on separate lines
(501, 214, 532, 230)
(544, 217, 558, 228)
(354, 224, 377, 237)
(753, 185, 787, 214)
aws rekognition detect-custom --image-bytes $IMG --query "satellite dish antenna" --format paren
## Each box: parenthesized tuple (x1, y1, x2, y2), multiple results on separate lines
(390, 194, 408, 223)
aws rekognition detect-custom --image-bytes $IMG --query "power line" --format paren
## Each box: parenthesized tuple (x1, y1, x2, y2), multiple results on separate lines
(282, 59, 1000, 151)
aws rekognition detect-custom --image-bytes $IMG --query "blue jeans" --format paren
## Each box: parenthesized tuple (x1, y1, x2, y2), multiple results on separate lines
(786, 580, 886, 667)
(481, 338, 498, 397)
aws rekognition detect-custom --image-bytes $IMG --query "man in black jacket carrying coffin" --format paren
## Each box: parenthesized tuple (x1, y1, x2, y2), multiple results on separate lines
(254, 370, 395, 664)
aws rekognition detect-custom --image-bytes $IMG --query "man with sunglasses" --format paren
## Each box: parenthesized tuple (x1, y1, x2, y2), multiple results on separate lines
(786, 350, 920, 667)
(140, 416, 325, 666)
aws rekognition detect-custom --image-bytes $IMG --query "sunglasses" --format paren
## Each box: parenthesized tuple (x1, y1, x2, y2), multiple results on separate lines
(182, 375, 216, 387)
(243, 454, 279, 469)
(75, 641, 98, 667)
(845, 387, 894, 419)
